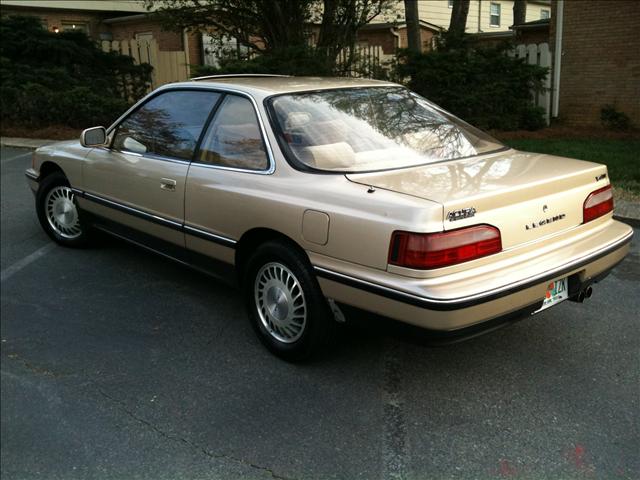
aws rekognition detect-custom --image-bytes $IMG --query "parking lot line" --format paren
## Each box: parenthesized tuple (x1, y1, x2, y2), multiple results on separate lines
(0, 151, 32, 165)
(0, 243, 55, 283)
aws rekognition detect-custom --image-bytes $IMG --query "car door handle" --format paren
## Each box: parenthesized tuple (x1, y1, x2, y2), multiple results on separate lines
(160, 178, 177, 191)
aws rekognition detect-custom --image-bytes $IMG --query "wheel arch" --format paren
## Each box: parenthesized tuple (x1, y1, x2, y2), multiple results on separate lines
(235, 228, 311, 284)
(39, 161, 66, 181)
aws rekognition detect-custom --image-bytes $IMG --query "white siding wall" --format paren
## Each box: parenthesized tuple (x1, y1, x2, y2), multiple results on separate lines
(379, 0, 550, 32)
(525, 3, 552, 21)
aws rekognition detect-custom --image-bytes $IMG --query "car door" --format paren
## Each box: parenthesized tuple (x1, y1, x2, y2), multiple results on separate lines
(81, 89, 221, 246)
(184, 93, 273, 262)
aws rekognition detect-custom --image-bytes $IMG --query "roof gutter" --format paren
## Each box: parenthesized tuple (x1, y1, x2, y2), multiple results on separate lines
(103, 13, 149, 24)
(552, 0, 564, 118)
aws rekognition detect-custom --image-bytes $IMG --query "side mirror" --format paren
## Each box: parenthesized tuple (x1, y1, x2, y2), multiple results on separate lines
(80, 126, 107, 147)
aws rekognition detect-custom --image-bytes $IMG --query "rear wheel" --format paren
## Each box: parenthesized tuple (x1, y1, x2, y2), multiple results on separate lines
(244, 241, 333, 361)
(36, 172, 90, 247)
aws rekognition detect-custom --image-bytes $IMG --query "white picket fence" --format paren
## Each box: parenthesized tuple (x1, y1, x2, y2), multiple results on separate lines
(101, 39, 189, 90)
(511, 42, 552, 125)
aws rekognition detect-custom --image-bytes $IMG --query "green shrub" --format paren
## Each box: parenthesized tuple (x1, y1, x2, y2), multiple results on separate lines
(395, 42, 549, 131)
(0, 15, 151, 129)
(600, 105, 632, 131)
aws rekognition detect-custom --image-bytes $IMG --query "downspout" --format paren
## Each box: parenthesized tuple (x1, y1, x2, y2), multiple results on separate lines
(552, 0, 564, 118)
(477, 0, 482, 32)
(390, 26, 401, 52)
(182, 28, 191, 78)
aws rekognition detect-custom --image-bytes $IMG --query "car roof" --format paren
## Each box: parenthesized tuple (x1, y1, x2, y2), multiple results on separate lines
(171, 75, 399, 96)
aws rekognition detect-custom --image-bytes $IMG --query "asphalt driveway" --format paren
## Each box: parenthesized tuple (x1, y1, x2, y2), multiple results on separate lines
(1, 145, 639, 479)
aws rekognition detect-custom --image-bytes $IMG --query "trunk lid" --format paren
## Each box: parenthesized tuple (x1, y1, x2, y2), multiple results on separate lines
(346, 150, 609, 249)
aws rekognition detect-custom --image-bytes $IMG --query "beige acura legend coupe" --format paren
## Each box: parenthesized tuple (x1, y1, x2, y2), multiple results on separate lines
(26, 75, 633, 360)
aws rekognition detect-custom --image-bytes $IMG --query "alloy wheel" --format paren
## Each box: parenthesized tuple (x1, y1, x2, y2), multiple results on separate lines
(45, 186, 82, 239)
(254, 262, 307, 343)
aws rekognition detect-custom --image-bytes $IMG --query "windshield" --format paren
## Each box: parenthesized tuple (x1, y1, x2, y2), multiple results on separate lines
(268, 87, 504, 173)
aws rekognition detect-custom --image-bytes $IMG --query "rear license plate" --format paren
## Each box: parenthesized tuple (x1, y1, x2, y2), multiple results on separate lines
(534, 277, 568, 313)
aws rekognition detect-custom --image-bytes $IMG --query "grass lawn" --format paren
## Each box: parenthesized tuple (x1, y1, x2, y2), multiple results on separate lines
(505, 138, 640, 196)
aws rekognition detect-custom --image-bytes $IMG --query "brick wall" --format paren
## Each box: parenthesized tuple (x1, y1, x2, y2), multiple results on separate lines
(356, 29, 396, 54)
(186, 32, 202, 66)
(551, 0, 640, 127)
(1, 6, 186, 53)
(1, 6, 110, 38)
(397, 26, 437, 52)
(357, 25, 437, 54)
(110, 20, 183, 51)
(514, 28, 549, 45)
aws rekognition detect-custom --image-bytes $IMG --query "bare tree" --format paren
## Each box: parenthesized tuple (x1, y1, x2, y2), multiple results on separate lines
(148, 0, 394, 71)
(403, 0, 421, 53)
(513, 0, 527, 26)
(447, 0, 470, 38)
(315, 0, 395, 70)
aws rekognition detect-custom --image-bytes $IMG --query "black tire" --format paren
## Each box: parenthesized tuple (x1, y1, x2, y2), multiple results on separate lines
(243, 240, 333, 361)
(36, 171, 90, 248)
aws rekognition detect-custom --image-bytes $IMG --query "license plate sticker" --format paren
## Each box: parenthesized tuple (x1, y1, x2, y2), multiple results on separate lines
(534, 277, 569, 313)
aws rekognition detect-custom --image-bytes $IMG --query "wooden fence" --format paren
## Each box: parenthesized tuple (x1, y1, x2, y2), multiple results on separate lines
(101, 39, 189, 90)
(512, 42, 552, 125)
(337, 45, 394, 78)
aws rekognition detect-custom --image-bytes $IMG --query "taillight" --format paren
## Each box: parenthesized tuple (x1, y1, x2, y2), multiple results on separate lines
(388, 225, 502, 269)
(583, 185, 613, 223)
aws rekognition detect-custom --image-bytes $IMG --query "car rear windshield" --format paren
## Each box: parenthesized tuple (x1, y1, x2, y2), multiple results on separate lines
(268, 87, 504, 172)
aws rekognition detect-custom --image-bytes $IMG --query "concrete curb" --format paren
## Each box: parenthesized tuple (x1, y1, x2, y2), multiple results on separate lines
(2, 136, 639, 229)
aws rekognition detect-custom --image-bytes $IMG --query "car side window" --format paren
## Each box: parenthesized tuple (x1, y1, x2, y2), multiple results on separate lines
(196, 95, 269, 171)
(112, 90, 221, 161)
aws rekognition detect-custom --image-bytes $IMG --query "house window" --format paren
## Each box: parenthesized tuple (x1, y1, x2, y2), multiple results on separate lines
(135, 32, 154, 43)
(448, 0, 454, 7)
(61, 22, 89, 34)
(490, 3, 501, 27)
(540, 9, 550, 20)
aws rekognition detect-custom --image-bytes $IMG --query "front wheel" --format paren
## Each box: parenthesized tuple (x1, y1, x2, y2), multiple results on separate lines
(36, 172, 90, 247)
(243, 241, 333, 361)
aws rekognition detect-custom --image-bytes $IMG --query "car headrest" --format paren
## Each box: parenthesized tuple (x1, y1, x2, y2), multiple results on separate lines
(285, 112, 312, 130)
(298, 142, 355, 169)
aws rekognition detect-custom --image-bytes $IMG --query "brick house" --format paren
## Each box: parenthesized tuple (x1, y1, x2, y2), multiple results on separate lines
(510, 18, 550, 45)
(471, 18, 550, 48)
(550, 0, 640, 127)
(0, 0, 202, 70)
(356, 20, 443, 54)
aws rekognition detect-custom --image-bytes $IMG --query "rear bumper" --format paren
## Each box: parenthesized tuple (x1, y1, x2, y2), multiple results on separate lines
(313, 219, 633, 331)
